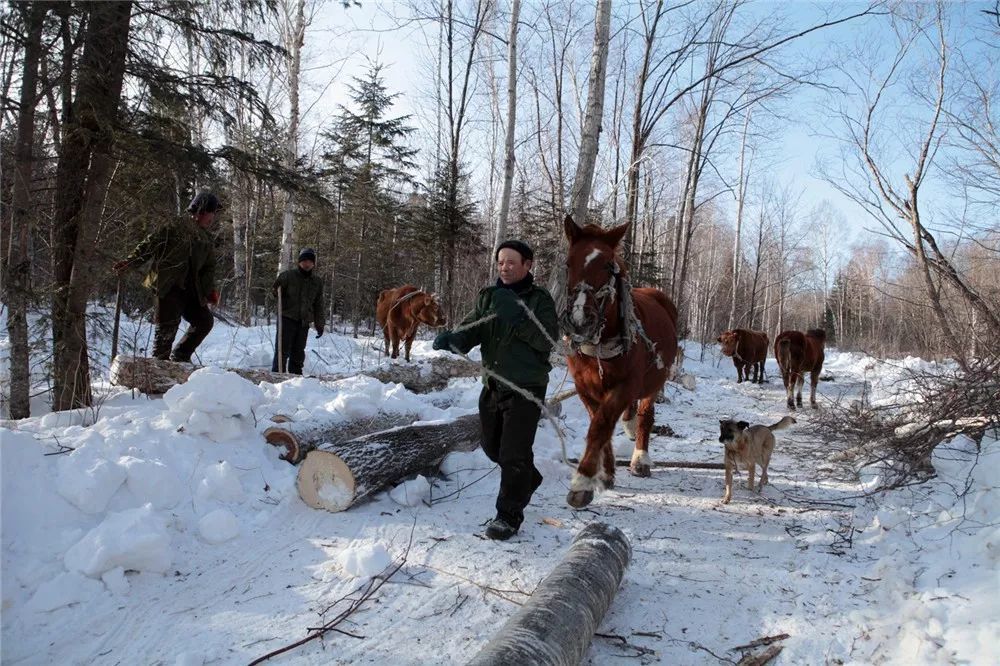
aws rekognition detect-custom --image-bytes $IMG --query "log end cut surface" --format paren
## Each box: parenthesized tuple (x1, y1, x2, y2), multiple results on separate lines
(297, 451, 357, 512)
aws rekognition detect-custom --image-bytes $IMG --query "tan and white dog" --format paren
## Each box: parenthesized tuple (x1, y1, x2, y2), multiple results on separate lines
(718, 416, 795, 504)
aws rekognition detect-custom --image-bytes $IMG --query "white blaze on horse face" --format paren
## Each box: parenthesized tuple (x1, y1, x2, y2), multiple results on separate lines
(583, 248, 603, 269)
(572, 290, 588, 326)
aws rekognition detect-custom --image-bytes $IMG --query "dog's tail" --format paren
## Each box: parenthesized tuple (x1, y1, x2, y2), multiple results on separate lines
(767, 416, 796, 432)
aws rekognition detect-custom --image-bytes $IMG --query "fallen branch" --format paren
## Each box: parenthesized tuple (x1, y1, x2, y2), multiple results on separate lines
(730, 634, 790, 652)
(567, 458, 724, 470)
(737, 645, 783, 666)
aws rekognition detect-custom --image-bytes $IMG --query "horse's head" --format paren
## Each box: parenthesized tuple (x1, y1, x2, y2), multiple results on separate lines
(414, 292, 447, 327)
(717, 330, 739, 357)
(561, 216, 630, 344)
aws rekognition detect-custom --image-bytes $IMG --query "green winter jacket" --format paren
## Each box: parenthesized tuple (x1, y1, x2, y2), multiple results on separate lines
(450, 278, 559, 392)
(123, 218, 216, 302)
(274, 268, 326, 326)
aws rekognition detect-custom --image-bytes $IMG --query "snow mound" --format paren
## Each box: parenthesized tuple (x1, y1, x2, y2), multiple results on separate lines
(164, 367, 265, 441)
(56, 443, 126, 514)
(198, 508, 240, 544)
(64, 504, 171, 578)
(119, 455, 184, 509)
(25, 571, 105, 613)
(336, 541, 392, 578)
(388, 475, 431, 506)
(196, 461, 245, 504)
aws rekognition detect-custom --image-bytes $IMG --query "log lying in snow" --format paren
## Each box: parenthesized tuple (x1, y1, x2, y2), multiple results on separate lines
(566, 457, 725, 470)
(264, 412, 422, 464)
(110, 354, 481, 395)
(296, 414, 482, 512)
(468, 522, 632, 666)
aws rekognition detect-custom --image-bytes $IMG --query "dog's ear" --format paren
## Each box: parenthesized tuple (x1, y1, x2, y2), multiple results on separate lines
(737, 420, 750, 430)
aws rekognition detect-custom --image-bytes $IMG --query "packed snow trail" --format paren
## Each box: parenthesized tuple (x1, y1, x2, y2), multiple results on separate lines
(2, 327, 996, 665)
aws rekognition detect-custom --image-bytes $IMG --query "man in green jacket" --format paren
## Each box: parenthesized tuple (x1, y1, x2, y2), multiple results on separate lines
(433, 240, 558, 540)
(272, 248, 326, 374)
(114, 191, 221, 362)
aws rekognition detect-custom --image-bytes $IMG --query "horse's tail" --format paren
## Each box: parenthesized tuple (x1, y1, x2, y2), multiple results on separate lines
(777, 337, 792, 371)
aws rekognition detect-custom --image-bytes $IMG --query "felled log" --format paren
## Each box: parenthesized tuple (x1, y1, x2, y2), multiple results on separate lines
(295, 414, 482, 512)
(468, 523, 632, 666)
(264, 412, 421, 464)
(110, 355, 481, 395)
(566, 457, 725, 470)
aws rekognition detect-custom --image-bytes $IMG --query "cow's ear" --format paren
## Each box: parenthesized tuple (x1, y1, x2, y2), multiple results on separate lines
(738, 421, 750, 430)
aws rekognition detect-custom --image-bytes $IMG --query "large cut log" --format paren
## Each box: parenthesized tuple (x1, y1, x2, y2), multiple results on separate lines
(295, 414, 482, 512)
(468, 523, 632, 666)
(264, 412, 421, 464)
(110, 355, 482, 395)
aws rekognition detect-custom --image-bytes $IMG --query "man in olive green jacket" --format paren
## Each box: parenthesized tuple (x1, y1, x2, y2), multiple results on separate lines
(272, 248, 326, 375)
(433, 240, 558, 540)
(114, 191, 221, 362)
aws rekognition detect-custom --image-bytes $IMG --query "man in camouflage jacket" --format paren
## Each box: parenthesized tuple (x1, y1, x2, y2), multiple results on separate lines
(433, 240, 558, 540)
(114, 191, 221, 362)
(272, 247, 326, 375)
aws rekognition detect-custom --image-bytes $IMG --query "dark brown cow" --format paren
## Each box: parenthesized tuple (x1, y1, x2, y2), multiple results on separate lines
(376, 286, 446, 361)
(774, 329, 826, 410)
(717, 329, 769, 384)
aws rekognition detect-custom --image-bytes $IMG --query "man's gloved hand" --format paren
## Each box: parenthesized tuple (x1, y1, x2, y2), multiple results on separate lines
(432, 330, 453, 351)
(315, 324, 324, 338)
(112, 260, 131, 275)
(207, 290, 220, 306)
(492, 288, 524, 325)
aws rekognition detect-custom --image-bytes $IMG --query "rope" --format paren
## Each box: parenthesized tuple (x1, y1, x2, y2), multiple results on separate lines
(445, 307, 573, 468)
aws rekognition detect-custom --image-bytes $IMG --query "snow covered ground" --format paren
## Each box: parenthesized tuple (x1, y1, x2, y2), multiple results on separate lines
(2, 317, 997, 665)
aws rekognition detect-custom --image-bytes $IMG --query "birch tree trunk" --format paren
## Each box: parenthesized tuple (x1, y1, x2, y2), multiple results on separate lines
(493, 0, 520, 265)
(728, 108, 752, 330)
(4, 2, 47, 418)
(278, 0, 306, 272)
(568, 0, 612, 225)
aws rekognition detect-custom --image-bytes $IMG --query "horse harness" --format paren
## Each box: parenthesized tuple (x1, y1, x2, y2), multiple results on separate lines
(563, 259, 664, 370)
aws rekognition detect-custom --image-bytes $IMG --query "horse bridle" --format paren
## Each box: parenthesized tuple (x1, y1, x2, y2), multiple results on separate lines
(561, 260, 630, 353)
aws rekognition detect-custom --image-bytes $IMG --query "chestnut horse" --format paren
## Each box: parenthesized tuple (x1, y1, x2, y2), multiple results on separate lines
(561, 217, 678, 508)
(718, 329, 769, 383)
(376, 286, 446, 361)
(774, 329, 826, 409)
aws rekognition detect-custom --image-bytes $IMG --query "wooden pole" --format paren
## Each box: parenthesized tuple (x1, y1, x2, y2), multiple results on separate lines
(468, 522, 631, 666)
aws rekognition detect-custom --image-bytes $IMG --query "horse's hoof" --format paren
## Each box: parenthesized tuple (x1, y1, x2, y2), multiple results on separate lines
(811, 402, 818, 410)
(787, 401, 796, 410)
(605, 477, 615, 490)
(566, 490, 594, 509)
(630, 463, 651, 478)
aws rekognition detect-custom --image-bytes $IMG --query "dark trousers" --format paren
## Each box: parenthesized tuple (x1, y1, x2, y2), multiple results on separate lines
(479, 384, 545, 528)
(154, 286, 213, 362)
(272, 316, 309, 374)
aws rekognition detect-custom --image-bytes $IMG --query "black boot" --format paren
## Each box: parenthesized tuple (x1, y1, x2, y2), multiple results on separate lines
(484, 517, 517, 541)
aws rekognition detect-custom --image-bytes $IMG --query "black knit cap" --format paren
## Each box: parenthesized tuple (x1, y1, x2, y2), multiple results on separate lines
(298, 247, 317, 263)
(495, 240, 534, 262)
(187, 190, 223, 214)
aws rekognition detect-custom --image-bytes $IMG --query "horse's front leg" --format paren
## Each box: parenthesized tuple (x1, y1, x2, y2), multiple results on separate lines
(567, 394, 629, 509)
(629, 396, 657, 477)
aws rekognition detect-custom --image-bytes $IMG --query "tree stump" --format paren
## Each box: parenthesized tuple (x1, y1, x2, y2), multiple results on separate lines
(295, 414, 482, 512)
(468, 522, 632, 666)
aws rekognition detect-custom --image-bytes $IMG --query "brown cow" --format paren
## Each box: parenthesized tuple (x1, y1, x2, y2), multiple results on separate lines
(774, 329, 826, 410)
(376, 286, 446, 361)
(718, 329, 769, 384)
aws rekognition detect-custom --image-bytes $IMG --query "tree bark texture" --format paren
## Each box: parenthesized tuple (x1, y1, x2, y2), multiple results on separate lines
(264, 411, 422, 463)
(51, 0, 133, 411)
(493, 0, 520, 261)
(110, 355, 483, 395)
(467, 522, 632, 666)
(295, 413, 482, 512)
(4, 2, 47, 419)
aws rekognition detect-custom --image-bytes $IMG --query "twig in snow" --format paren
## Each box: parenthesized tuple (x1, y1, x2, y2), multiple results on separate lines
(426, 465, 497, 505)
(737, 644, 784, 666)
(730, 633, 790, 651)
(247, 518, 417, 665)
